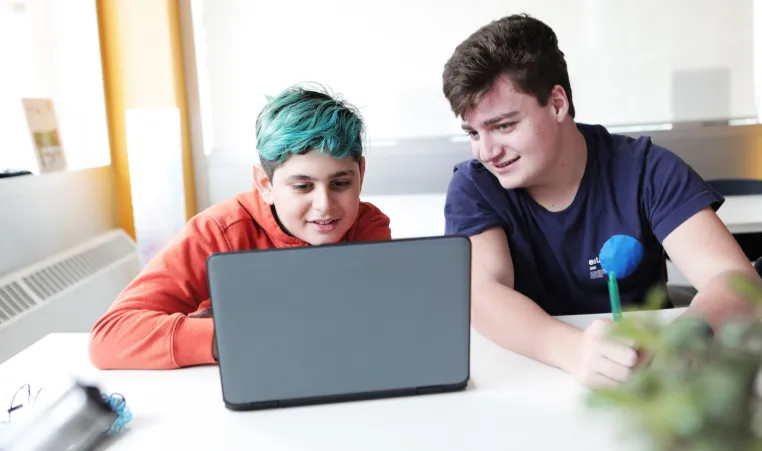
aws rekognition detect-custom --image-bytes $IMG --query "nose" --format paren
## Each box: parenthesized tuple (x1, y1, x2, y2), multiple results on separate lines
(312, 186, 333, 213)
(476, 134, 501, 162)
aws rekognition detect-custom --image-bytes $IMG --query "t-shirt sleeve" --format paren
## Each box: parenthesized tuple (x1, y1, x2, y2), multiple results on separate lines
(444, 166, 504, 236)
(642, 144, 724, 242)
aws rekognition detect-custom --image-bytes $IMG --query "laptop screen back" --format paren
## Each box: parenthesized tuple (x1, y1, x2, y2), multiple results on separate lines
(208, 236, 471, 409)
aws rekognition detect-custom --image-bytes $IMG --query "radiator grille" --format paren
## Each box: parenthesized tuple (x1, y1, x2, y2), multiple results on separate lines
(0, 233, 135, 326)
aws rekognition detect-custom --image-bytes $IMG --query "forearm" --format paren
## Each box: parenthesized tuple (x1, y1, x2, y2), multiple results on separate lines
(683, 268, 762, 332)
(86, 215, 229, 369)
(471, 281, 581, 372)
(89, 308, 215, 370)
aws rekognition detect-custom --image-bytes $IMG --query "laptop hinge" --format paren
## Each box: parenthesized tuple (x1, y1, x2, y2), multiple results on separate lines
(415, 385, 445, 395)
(251, 400, 280, 409)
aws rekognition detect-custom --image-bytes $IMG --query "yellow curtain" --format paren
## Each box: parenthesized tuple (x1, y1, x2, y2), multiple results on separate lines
(95, 0, 197, 240)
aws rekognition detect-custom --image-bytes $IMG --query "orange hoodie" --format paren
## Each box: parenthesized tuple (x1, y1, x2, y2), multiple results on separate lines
(88, 188, 391, 370)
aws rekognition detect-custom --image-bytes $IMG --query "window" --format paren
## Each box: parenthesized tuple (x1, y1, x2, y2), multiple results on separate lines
(0, 0, 110, 173)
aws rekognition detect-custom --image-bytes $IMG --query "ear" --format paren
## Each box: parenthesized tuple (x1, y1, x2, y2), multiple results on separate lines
(252, 164, 275, 205)
(549, 85, 570, 123)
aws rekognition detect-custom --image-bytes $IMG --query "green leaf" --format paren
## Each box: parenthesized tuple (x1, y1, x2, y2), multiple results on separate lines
(729, 274, 762, 310)
(659, 317, 712, 351)
(644, 284, 669, 311)
(608, 319, 661, 351)
(586, 275, 762, 449)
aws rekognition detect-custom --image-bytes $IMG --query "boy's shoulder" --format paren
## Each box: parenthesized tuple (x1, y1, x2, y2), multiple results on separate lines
(452, 158, 487, 177)
(194, 192, 261, 233)
(577, 122, 669, 163)
(450, 159, 499, 191)
(357, 199, 390, 221)
(184, 190, 283, 250)
(347, 199, 392, 241)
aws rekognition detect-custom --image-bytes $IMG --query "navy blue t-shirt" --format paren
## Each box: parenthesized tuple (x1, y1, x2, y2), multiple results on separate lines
(444, 123, 724, 316)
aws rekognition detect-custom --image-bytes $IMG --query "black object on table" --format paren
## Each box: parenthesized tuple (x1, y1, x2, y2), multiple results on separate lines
(0, 169, 32, 179)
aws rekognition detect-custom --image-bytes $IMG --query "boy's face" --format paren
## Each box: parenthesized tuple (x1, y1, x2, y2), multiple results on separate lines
(255, 152, 365, 245)
(461, 76, 569, 190)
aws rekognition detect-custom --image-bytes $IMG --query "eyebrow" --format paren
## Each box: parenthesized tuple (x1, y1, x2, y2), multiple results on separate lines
(286, 170, 355, 181)
(461, 111, 520, 131)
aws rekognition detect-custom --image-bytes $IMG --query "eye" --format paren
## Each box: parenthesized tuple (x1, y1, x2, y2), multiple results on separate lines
(496, 122, 517, 133)
(465, 130, 479, 140)
(331, 179, 352, 189)
(291, 183, 312, 191)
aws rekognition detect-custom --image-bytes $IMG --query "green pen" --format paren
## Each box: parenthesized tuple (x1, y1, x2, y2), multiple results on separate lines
(608, 271, 622, 322)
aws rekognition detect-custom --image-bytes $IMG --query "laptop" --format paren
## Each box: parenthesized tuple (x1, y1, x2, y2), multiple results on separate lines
(207, 235, 471, 411)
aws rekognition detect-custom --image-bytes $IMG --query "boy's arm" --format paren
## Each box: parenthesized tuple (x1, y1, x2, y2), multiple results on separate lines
(88, 215, 231, 370)
(662, 207, 760, 330)
(443, 166, 637, 386)
(470, 227, 638, 387)
(640, 145, 761, 330)
(470, 227, 580, 369)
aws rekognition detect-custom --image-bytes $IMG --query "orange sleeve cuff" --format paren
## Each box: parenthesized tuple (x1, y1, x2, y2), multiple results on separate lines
(172, 317, 216, 367)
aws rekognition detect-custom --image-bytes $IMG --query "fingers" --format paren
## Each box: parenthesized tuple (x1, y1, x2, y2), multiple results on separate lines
(594, 354, 633, 382)
(577, 318, 640, 388)
(599, 339, 639, 368)
(575, 318, 646, 388)
(587, 318, 613, 337)
(587, 318, 639, 367)
(585, 372, 620, 389)
(636, 350, 653, 368)
(580, 352, 634, 388)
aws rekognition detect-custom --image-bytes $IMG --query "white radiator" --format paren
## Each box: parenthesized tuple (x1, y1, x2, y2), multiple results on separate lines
(0, 230, 140, 364)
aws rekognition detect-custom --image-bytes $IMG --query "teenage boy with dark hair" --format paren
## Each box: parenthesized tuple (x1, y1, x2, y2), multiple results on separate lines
(441, 14, 759, 387)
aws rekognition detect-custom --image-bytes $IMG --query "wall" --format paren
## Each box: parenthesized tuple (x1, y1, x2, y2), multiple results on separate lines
(204, 123, 762, 203)
(189, 0, 757, 149)
(0, 166, 118, 278)
(183, 0, 762, 210)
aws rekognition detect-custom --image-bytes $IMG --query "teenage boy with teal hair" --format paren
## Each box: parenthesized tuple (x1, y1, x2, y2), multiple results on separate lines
(89, 84, 391, 370)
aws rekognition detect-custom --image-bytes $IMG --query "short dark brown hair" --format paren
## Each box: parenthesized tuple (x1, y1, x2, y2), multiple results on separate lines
(442, 14, 575, 119)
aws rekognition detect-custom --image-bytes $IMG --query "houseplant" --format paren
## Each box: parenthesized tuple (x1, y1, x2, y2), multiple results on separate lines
(587, 274, 762, 451)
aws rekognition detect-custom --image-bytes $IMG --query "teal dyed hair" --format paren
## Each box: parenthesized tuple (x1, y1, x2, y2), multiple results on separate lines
(255, 84, 365, 179)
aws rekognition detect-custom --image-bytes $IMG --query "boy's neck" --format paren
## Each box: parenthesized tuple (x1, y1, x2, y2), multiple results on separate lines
(270, 205, 294, 238)
(525, 121, 588, 212)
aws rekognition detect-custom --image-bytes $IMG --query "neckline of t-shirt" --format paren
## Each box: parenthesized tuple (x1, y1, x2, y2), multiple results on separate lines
(519, 123, 596, 216)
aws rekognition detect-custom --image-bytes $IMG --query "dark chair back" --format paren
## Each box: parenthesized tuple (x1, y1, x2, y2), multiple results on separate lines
(707, 179, 762, 196)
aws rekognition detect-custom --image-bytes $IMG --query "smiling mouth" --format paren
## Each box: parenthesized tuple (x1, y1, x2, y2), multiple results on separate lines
(309, 219, 340, 233)
(494, 156, 520, 169)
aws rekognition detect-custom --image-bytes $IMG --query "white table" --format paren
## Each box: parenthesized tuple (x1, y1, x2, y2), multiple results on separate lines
(0, 309, 684, 450)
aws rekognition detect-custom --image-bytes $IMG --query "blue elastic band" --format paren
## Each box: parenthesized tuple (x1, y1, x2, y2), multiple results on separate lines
(101, 393, 132, 435)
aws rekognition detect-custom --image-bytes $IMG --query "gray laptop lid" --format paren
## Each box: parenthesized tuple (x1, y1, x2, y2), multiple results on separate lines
(207, 236, 471, 409)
